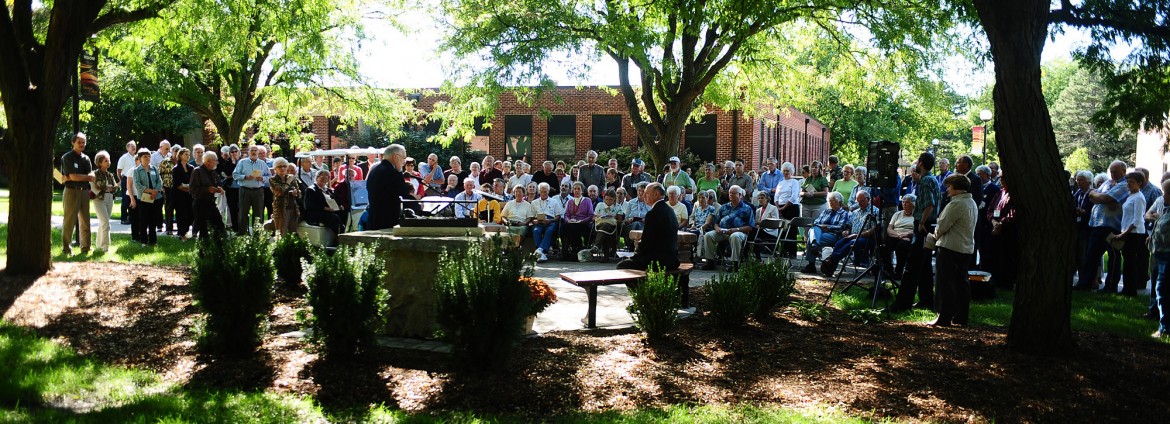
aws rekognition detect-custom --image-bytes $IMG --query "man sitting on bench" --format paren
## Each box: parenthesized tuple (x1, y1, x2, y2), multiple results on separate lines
(617, 182, 679, 271)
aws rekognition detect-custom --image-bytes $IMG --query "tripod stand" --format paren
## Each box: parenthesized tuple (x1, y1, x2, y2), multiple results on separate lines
(822, 198, 899, 308)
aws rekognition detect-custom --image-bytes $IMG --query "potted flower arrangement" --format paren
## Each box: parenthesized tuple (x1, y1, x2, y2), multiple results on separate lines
(520, 276, 557, 334)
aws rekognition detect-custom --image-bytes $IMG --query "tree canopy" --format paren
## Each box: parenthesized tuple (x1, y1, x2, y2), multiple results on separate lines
(437, 0, 967, 169)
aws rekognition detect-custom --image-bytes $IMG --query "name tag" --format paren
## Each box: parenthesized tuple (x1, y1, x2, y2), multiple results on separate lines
(1076, 217, 1082, 222)
(993, 210, 1001, 218)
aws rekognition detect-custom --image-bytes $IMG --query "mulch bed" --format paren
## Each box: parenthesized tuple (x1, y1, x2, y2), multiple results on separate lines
(3, 262, 1168, 422)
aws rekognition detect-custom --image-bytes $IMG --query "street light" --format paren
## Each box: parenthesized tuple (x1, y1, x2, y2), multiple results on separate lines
(931, 138, 940, 156)
(979, 109, 993, 163)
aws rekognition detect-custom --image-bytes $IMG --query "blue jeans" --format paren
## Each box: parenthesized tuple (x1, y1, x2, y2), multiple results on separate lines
(830, 236, 874, 264)
(533, 221, 558, 252)
(1154, 252, 1170, 333)
(806, 227, 841, 261)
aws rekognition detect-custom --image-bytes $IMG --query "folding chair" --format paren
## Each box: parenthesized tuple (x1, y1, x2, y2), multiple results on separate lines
(777, 216, 815, 266)
(747, 218, 784, 261)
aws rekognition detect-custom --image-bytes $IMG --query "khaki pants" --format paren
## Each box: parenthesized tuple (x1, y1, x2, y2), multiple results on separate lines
(62, 187, 91, 252)
(701, 230, 748, 262)
(92, 193, 114, 251)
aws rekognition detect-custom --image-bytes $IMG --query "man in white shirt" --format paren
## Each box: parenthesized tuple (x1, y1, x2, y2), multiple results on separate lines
(117, 140, 138, 224)
(149, 140, 171, 168)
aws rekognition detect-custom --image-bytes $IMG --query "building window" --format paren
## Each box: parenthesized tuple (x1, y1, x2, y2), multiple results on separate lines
(592, 115, 622, 152)
(548, 115, 576, 162)
(504, 115, 533, 160)
(685, 114, 717, 163)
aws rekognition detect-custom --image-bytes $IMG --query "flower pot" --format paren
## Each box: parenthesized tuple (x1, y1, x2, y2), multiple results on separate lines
(523, 314, 537, 335)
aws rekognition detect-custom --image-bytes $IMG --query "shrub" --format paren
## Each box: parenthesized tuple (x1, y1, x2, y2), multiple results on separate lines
(189, 230, 275, 355)
(273, 234, 316, 289)
(434, 240, 533, 371)
(627, 264, 679, 339)
(303, 244, 387, 357)
(705, 272, 758, 327)
(521, 276, 558, 316)
(793, 301, 828, 322)
(744, 259, 798, 317)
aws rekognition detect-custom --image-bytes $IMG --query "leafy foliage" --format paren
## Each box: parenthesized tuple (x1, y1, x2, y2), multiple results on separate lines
(705, 272, 758, 327)
(1049, 65, 1135, 171)
(434, 240, 534, 371)
(189, 230, 276, 355)
(303, 244, 388, 357)
(438, 0, 966, 170)
(792, 301, 828, 323)
(745, 259, 797, 317)
(273, 234, 317, 289)
(1064, 147, 1092, 174)
(520, 276, 558, 316)
(599, 146, 704, 175)
(627, 264, 679, 339)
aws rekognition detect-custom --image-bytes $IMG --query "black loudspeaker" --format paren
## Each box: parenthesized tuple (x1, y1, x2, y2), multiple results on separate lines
(866, 140, 900, 190)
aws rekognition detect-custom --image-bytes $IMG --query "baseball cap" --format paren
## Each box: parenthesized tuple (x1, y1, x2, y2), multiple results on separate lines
(668, 156, 680, 163)
(631, 159, 644, 166)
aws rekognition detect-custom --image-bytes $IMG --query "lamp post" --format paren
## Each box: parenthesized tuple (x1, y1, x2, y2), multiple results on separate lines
(931, 138, 940, 157)
(979, 109, 993, 164)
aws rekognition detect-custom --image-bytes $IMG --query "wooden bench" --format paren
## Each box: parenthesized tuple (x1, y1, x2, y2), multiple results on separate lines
(559, 263, 694, 329)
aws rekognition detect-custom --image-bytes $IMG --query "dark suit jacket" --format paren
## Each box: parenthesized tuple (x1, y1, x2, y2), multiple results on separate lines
(366, 160, 415, 231)
(628, 200, 680, 270)
(304, 184, 332, 225)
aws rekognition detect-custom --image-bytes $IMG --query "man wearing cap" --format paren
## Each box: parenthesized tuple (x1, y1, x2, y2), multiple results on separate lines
(662, 156, 695, 203)
(579, 150, 606, 190)
(622, 159, 653, 194)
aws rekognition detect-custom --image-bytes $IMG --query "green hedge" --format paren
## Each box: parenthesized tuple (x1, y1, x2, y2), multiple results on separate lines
(434, 241, 533, 371)
(304, 244, 387, 357)
(627, 264, 679, 339)
(189, 230, 275, 355)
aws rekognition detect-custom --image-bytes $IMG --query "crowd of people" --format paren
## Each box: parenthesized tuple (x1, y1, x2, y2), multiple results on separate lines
(56, 135, 1168, 337)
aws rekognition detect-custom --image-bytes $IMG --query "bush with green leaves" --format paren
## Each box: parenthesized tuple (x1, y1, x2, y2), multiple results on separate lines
(303, 244, 388, 357)
(705, 272, 758, 327)
(744, 259, 797, 317)
(434, 241, 533, 371)
(189, 230, 275, 355)
(793, 301, 828, 322)
(627, 264, 679, 339)
(273, 234, 316, 289)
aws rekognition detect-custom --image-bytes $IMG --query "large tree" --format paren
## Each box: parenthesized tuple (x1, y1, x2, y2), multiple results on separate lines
(0, 0, 165, 276)
(438, 0, 960, 170)
(1050, 65, 1133, 171)
(973, 0, 1169, 354)
(106, 0, 415, 148)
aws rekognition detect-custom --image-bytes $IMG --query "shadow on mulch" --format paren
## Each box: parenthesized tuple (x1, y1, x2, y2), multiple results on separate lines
(0, 272, 38, 317)
(186, 351, 277, 392)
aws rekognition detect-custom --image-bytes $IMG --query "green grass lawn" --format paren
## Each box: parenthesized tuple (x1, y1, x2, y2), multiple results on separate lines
(0, 224, 195, 268)
(0, 189, 124, 221)
(0, 322, 878, 423)
(831, 278, 1167, 343)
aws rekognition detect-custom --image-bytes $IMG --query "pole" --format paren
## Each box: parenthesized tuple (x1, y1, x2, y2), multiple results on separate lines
(804, 118, 810, 165)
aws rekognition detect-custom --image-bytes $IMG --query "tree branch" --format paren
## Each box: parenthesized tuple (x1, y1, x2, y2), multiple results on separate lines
(91, 3, 166, 34)
(1049, 5, 1170, 40)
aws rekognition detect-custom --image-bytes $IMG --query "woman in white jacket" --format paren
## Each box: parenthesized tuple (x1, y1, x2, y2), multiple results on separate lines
(929, 173, 978, 327)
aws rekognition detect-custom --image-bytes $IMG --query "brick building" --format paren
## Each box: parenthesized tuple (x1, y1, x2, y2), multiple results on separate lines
(225, 86, 832, 170)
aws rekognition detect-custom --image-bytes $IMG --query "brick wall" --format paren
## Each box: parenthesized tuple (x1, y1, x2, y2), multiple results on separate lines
(207, 86, 831, 171)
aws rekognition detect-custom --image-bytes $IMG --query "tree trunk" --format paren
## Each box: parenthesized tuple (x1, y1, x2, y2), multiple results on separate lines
(1, 124, 56, 276)
(975, 0, 1075, 354)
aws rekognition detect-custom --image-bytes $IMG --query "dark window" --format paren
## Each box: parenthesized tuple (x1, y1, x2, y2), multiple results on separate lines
(685, 114, 718, 162)
(548, 115, 576, 162)
(504, 115, 533, 160)
(591, 115, 622, 152)
(474, 116, 490, 136)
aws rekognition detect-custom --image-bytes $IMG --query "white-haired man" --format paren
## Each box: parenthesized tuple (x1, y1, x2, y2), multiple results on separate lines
(366, 144, 418, 230)
(699, 185, 756, 271)
(579, 150, 606, 190)
(799, 192, 852, 274)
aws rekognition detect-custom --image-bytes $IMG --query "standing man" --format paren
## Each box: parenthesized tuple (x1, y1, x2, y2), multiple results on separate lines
(1076, 160, 1130, 291)
(756, 158, 783, 200)
(218, 145, 241, 230)
(116, 140, 137, 225)
(532, 161, 560, 196)
(621, 159, 653, 194)
(150, 140, 172, 234)
(233, 145, 270, 232)
(607, 158, 623, 183)
(617, 182, 679, 271)
(727, 161, 754, 203)
(987, 162, 1001, 185)
(579, 150, 606, 190)
(935, 158, 953, 186)
(189, 151, 225, 239)
(662, 156, 695, 203)
(889, 152, 941, 312)
(826, 155, 843, 184)
(60, 133, 94, 255)
(367, 144, 418, 231)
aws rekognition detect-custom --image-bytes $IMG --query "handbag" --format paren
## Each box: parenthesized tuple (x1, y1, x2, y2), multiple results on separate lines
(1108, 235, 1126, 251)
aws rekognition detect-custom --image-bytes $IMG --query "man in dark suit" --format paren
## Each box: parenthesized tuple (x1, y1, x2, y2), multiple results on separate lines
(618, 182, 680, 271)
(366, 144, 417, 231)
(304, 170, 343, 237)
